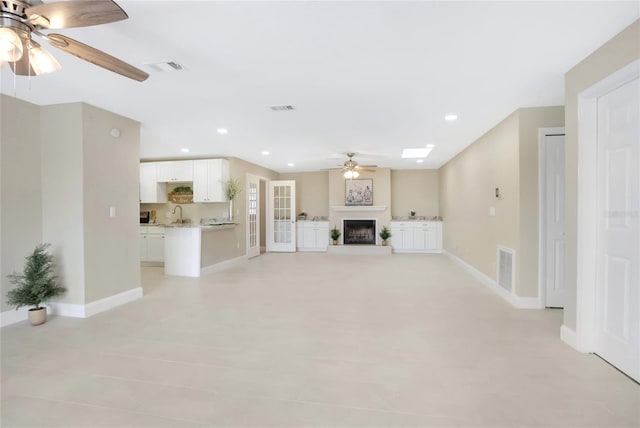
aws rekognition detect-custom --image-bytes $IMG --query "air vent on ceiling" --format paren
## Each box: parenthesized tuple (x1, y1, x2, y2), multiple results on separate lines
(497, 246, 515, 292)
(269, 105, 295, 111)
(145, 61, 184, 72)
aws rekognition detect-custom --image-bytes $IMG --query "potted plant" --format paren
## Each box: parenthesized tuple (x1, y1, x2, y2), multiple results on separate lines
(298, 211, 307, 220)
(409, 210, 416, 219)
(330, 226, 341, 245)
(7, 243, 66, 326)
(224, 179, 242, 221)
(379, 226, 392, 246)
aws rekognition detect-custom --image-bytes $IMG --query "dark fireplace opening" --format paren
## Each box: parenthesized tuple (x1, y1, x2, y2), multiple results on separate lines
(343, 220, 376, 245)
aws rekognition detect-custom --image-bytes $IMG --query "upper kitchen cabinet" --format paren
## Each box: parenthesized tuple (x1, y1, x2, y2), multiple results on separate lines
(156, 160, 194, 182)
(193, 159, 230, 203)
(140, 163, 167, 203)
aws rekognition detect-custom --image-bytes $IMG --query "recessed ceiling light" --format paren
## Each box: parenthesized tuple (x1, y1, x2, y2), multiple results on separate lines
(180, 148, 190, 153)
(416, 159, 424, 163)
(287, 163, 294, 167)
(261, 150, 270, 156)
(217, 128, 228, 134)
(426, 144, 435, 148)
(445, 114, 458, 121)
(402, 147, 433, 158)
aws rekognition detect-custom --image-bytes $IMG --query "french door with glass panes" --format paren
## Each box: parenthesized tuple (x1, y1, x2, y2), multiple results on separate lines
(247, 175, 260, 258)
(267, 180, 296, 252)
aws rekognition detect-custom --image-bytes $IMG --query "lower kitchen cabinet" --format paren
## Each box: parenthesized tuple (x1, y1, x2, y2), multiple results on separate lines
(390, 221, 442, 253)
(140, 226, 165, 263)
(296, 221, 329, 252)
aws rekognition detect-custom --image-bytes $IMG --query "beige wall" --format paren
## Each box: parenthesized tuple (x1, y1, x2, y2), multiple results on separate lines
(439, 106, 564, 297)
(563, 19, 640, 330)
(279, 171, 329, 218)
(391, 170, 439, 218)
(439, 111, 521, 284)
(2, 97, 142, 313)
(40, 103, 86, 305)
(1, 95, 44, 312)
(81, 104, 141, 303)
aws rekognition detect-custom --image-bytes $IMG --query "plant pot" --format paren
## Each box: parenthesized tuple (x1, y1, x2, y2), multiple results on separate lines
(28, 307, 47, 326)
(333, 240, 338, 245)
(228, 199, 234, 222)
(382, 240, 388, 246)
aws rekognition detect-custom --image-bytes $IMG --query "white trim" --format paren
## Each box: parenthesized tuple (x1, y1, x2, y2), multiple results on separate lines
(538, 127, 566, 309)
(201, 255, 247, 275)
(2, 287, 144, 326)
(0, 306, 30, 327)
(560, 324, 586, 352)
(48, 287, 144, 318)
(331, 205, 387, 212)
(444, 251, 541, 309)
(327, 245, 392, 255)
(576, 59, 640, 353)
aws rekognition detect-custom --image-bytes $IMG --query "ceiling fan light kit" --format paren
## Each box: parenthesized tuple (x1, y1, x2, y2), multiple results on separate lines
(0, 0, 148, 81)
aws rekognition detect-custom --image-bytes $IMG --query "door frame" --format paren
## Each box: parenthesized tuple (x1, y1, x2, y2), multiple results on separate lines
(576, 59, 639, 352)
(538, 127, 566, 308)
(245, 173, 269, 258)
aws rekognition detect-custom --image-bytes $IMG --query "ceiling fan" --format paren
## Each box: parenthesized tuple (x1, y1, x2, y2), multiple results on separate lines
(0, 0, 148, 81)
(325, 153, 378, 178)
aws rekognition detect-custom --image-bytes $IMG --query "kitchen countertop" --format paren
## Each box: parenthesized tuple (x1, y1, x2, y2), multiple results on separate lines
(391, 217, 443, 221)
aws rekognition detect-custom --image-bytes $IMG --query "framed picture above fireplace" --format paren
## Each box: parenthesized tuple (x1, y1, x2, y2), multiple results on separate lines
(345, 179, 373, 206)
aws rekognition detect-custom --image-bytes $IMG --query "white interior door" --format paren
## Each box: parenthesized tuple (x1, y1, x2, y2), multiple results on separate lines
(247, 174, 260, 259)
(543, 133, 566, 308)
(267, 180, 296, 252)
(594, 76, 639, 382)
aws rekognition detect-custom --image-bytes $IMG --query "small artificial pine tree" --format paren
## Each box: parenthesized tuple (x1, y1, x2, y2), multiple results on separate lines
(7, 243, 66, 310)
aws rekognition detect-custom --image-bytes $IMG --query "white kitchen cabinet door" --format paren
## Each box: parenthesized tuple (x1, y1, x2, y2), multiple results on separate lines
(147, 235, 165, 262)
(140, 163, 167, 203)
(140, 234, 148, 260)
(296, 221, 329, 251)
(156, 160, 194, 182)
(193, 159, 229, 202)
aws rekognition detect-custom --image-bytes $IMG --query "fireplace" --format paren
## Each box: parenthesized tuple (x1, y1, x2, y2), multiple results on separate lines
(343, 219, 376, 245)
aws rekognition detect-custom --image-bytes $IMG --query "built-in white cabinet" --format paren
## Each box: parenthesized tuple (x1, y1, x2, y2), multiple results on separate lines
(140, 226, 165, 262)
(140, 163, 168, 203)
(390, 221, 442, 253)
(296, 221, 329, 252)
(156, 160, 194, 182)
(193, 159, 230, 203)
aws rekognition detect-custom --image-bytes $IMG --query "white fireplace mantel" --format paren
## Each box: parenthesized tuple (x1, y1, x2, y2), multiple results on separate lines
(330, 205, 387, 212)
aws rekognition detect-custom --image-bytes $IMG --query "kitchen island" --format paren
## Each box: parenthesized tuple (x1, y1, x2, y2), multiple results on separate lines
(164, 224, 242, 277)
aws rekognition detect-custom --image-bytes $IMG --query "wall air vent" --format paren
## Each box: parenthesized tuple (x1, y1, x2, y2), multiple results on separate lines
(497, 246, 515, 292)
(269, 105, 295, 111)
(145, 61, 184, 72)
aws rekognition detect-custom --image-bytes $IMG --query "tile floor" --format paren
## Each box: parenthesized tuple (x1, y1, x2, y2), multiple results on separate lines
(1, 253, 639, 427)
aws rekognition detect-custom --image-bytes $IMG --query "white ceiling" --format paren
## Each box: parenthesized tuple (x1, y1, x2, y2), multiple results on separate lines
(2, 1, 639, 172)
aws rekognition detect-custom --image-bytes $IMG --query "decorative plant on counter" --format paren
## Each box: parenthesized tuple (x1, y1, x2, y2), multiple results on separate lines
(379, 226, 392, 246)
(224, 179, 242, 222)
(410, 210, 416, 218)
(225, 179, 242, 201)
(7, 243, 66, 326)
(330, 226, 341, 245)
(298, 211, 307, 220)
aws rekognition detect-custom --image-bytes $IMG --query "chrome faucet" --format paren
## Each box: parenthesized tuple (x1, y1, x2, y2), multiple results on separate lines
(172, 205, 183, 224)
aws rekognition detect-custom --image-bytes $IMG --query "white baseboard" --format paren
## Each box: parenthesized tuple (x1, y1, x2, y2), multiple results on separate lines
(84, 287, 143, 318)
(201, 255, 247, 275)
(560, 324, 586, 352)
(2, 287, 144, 327)
(444, 251, 542, 309)
(0, 306, 30, 327)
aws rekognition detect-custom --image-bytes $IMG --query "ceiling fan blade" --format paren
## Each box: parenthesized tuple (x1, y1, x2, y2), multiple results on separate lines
(47, 33, 149, 81)
(26, 0, 127, 29)
(357, 165, 378, 168)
